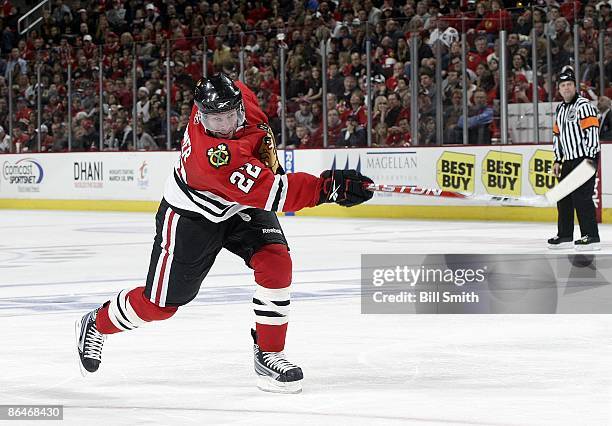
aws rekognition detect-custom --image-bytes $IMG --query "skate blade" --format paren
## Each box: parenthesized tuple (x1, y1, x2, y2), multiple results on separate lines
(547, 242, 573, 250)
(575, 243, 601, 252)
(256, 376, 302, 394)
(74, 319, 89, 377)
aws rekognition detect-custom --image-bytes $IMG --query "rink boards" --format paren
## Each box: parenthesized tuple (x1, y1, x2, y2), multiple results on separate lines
(0, 144, 610, 222)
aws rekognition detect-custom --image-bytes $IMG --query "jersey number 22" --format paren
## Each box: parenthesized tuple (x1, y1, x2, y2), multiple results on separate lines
(230, 163, 262, 193)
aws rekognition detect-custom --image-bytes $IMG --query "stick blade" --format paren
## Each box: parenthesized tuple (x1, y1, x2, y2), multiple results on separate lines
(545, 160, 596, 203)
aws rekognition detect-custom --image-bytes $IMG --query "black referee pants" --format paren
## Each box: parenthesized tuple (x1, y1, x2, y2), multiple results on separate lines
(557, 158, 599, 239)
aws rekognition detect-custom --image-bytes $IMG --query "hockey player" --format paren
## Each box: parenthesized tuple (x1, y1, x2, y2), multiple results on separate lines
(76, 73, 374, 394)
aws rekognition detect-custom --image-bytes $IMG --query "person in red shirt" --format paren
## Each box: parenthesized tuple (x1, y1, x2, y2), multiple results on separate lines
(15, 98, 32, 122)
(467, 35, 493, 71)
(559, 0, 581, 25)
(387, 116, 411, 146)
(308, 109, 345, 148)
(341, 93, 368, 126)
(260, 69, 280, 96)
(12, 122, 29, 149)
(476, 0, 512, 33)
(76, 73, 373, 394)
(183, 53, 202, 82)
(510, 73, 546, 103)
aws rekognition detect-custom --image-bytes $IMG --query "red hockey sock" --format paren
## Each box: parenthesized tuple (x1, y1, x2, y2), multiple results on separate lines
(250, 244, 292, 352)
(95, 287, 178, 334)
(96, 303, 122, 334)
(256, 323, 288, 353)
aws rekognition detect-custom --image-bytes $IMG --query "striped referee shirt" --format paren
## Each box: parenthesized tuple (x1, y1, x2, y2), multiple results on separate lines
(553, 94, 600, 162)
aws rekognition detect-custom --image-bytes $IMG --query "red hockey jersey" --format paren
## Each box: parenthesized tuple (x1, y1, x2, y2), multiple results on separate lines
(163, 81, 322, 222)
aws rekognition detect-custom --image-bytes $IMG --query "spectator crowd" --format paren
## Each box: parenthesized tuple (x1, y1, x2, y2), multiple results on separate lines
(0, 0, 611, 154)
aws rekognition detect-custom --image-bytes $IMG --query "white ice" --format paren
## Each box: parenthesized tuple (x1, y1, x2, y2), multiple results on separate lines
(1, 210, 611, 425)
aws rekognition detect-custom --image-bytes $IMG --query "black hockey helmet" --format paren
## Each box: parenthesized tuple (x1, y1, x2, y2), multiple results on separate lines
(558, 67, 576, 85)
(193, 73, 245, 138)
(194, 73, 243, 114)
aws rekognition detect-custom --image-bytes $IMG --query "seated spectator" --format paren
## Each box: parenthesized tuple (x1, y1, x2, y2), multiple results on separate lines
(343, 51, 365, 79)
(373, 122, 388, 146)
(308, 109, 343, 148)
(327, 92, 346, 118)
(419, 115, 437, 145)
(304, 67, 322, 102)
(443, 89, 464, 144)
(5, 48, 27, 79)
(484, 0, 513, 33)
(455, 89, 493, 145)
(598, 96, 612, 141)
(170, 116, 182, 150)
(372, 74, 387, 98)
(336, 114, 366, 147)
(372, 95, 388, 128)
(260, 68, 280, 96)
(50, 123, 68, 152)
(135, 122, 158, 151)
(0, 126, 10, 153)
(310, 102, 323, 133)
(291, 125, 310, 149)
(419, 71, 436, 103)
(340, 74, 357, 105)
(442, 69, 462, 104)
(385, 92, 407, 127)
(341, 93, 367, 126)
(73, 119, 97, 151)
(511, 53, 532, 83)
(136, 87, 151, 123)
(276, 114, 300, 147)
(549, 42, 571, 76)
(395, 76, 410, 100)
(467, 35, 493, 72)
(15, 97, 32, 122)
(294, 98, 314, 131)
(580, 47, 599, 90)
(387, 117, 411, 146)
(386, 61, 405, 92)
(36, 124, 54, 151)
(110, 116, 133, 151)
(12, 122, 29, 152)
(510, 74, 546, 103)
(326, 62, 345, 99)
(418, 90, 435, 118)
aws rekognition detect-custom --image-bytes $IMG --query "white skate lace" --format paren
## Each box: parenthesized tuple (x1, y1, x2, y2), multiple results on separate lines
(84, 324, 105, 361)
(262, 351, 296, 373)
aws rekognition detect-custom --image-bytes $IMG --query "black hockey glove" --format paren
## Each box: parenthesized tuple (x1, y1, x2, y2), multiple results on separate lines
(318, 169, 374, 207)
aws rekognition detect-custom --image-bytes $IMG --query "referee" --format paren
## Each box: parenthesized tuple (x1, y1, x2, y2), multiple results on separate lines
(548, 67, 601, 251)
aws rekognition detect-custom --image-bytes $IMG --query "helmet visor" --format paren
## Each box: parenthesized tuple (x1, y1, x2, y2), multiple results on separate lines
(201, 108, 244, 139)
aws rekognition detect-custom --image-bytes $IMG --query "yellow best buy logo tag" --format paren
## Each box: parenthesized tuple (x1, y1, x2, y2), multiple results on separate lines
(529, 149, 558, 195)
(436, 151, 475, 193)
(482, 151, 522, 196)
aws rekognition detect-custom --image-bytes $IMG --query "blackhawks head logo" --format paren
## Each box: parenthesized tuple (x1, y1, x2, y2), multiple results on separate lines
(207, 143, 231, 168)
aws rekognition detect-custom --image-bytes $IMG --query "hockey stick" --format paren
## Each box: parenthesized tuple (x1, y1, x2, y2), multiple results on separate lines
(545, 159, 596, 203)
(366, 183, 550, 206)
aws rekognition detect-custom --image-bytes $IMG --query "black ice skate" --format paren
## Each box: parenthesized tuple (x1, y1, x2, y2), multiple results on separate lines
(75, 308, 106, 376)
(547, 236, 573, 249)
(574, 236, 601, 251)
(251, 329, 303, 394)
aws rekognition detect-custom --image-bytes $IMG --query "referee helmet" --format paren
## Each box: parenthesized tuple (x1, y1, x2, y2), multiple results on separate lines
(558, 67, 576, 85)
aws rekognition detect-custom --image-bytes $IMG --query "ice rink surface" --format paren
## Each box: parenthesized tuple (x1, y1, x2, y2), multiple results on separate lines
(1, 210, 611, 426)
